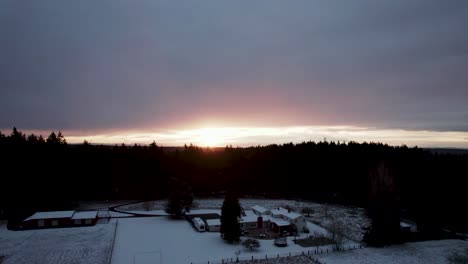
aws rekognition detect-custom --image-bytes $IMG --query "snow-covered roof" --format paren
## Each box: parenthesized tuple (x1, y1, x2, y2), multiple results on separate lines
(271, 207, 303, 220)
(240, 214, 270, 223)
(206, 219, 221, 226)
(251, 205, 269, 214)
(24, 211, 75, 221)
(270, 217, 290, 227)
(400, 222, 411, 228)
(71, 211, 98, 220)
(192, 217, 205, 226)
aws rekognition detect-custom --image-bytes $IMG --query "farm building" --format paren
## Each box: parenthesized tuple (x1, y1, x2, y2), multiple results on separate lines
(270, 207, 306, 231)
(400, 219, 418, 232)
(240, 210, 271, 230)
(71, 211, 98, 226)
(251, 205, 270, 215)
(22, 211, 75, 229)
(22, 210, 98, 229)
(269, 217, 291, 233)
(206, 219, 221, 232)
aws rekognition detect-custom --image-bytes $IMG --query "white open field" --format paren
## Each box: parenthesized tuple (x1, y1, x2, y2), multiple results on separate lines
(111, 216, 336, 264)
(317, 239, 468, 264)
(0, 221, 116, 264)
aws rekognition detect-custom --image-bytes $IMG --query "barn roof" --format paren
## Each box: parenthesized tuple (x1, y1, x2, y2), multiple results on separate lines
(251, 205, 269, 214)
(24, 211, 75, 221)
(71, 211, 98, 220)
(270, 217, 291, 226)
(271, 207, 303, 220)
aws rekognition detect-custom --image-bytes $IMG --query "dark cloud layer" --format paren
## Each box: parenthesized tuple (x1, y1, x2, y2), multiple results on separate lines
(1, 0, 467, 132)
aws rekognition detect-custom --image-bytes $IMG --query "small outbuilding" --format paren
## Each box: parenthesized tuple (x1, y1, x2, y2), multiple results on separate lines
(206, 219, 221, 232)
(251, 205, 270, 216)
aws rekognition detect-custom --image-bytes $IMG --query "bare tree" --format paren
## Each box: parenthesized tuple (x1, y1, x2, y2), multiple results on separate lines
(327, 220, 347, 250)
(142, 201, 152, 211)
(321, 204, 329, 218)
(301, 207, 314, 217)
(242, 238, 260, 251)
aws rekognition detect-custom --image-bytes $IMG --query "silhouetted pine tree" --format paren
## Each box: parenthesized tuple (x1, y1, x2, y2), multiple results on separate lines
(164, 178, 193, 218)
(364, 161, 401, 246)
(220, 191, 241, 243)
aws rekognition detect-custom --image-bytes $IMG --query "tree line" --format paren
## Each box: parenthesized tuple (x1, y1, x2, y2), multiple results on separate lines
(1, 127, 467, 237)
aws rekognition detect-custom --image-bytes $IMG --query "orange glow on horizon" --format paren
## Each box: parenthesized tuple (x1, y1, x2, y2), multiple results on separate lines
(61, 125, 468, 148)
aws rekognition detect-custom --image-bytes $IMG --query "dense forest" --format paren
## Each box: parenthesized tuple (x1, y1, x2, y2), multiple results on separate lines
(1, 128, 467, 235)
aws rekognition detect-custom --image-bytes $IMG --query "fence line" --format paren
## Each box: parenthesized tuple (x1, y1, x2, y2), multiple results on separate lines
(190, 244, 366, 264)
(107, 219, 119, 264)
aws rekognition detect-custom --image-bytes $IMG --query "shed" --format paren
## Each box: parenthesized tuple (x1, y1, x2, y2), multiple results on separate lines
(206, 219, 221, 232)
(270, 217, 291, 233)
(251, 205, 270, 215)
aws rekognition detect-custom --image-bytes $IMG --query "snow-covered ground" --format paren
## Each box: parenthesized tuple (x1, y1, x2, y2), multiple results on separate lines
(317, 239, 468, 264)
(0, 221, 116, 264)
(111, 216, 342, 264)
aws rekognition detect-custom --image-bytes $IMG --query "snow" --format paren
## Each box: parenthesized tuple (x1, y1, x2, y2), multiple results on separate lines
(270, 218, 290, 227)
(72, 211, 98, 220)
(271, 208, 303, 220)
(241, 214, 264, 223)
(252, 205, 269, 215)
(24, 211, 75, 221)
(317, 239, 468, 264)
(400, 222, 411, 228)
(111, 217, 332, 264)
(186, 209, 221, 215)
(116, 198, 369, 241)
(206, 219, 221, 226)
(0, 221, 116, 264)
(193, 217, 205, 226)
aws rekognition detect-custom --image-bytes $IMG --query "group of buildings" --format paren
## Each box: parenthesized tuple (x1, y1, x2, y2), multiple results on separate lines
(191, 205, 307, 234)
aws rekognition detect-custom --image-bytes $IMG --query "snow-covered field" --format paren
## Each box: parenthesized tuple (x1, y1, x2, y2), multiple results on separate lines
(317, 239, 468, 264)
(239, 255, 317, 264)
(0, 221, 116, 264)
(117, 198, 369, 242)
(111, 216, 340, 264)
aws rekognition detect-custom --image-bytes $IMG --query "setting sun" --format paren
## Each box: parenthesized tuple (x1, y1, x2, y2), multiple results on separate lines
(195, 128, 228, 147)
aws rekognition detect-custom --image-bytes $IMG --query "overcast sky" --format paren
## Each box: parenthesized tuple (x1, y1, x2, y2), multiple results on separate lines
(1, 1, 467, 146)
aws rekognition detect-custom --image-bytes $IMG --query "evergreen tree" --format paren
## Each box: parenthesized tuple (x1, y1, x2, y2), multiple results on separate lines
(47, 131, 66, 145)
(57, 132, 66, 144)
(10, 127, 26, 144)
(47, 132, 58, 144)
(27, 134, 39, 143)
(220, 191, 241, 243)
(164, 178, 193, 218)
(364, 161, 401, 246)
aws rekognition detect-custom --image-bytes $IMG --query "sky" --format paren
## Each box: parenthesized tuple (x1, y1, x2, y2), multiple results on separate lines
(1, 1, 468, 147)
